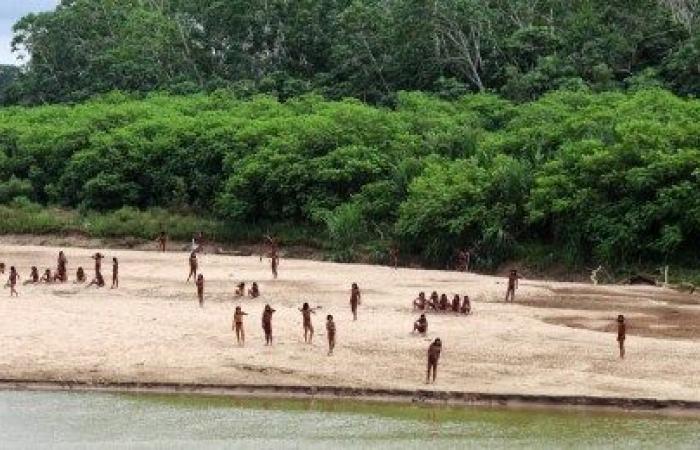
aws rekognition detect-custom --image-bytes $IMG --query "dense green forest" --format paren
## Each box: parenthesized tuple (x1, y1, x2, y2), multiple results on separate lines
(2, 0, 700, 104)
(0, 0, 699, 274)
(1, 89, 698, 270)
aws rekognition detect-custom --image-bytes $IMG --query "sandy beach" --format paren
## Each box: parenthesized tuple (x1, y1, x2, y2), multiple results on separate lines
(0, 244, 698, 402)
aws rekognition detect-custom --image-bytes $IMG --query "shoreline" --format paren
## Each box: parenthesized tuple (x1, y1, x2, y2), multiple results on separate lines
(2, 379, 700, 416)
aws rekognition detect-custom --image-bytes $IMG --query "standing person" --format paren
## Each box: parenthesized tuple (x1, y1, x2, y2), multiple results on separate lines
(326, 315, 336, 356)
(56, 251, 67, 282)
(23, 266, 39, 285)
(92, 252, 104, 276)
(196, 274, 205, 307)
(233, 306, 247, 346)
(617, 315, 626, 359)
(350, 282, 361, 321)
(186, 251, 198, 283)
(7, 266, 19, 296)
(505, 269, 519, 302)
(270, 253, 279, 279)
(156, 231, 167, 252)
(426, 338, 442, 384)
(111, 257, 119, 289)
(389, 246, 399, 270)
(456, 250, 467, 272)
(195, 231, 205, 253)
(299, 302, 318, 344)
(262, 304, 276, 345)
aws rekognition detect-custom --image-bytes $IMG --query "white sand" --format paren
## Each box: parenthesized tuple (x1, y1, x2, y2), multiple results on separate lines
(0, 244, 698, 401)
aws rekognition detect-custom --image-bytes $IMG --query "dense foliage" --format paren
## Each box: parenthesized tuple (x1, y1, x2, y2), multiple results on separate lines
(1, 88, 698, 269)
(2, 0, 700, 104)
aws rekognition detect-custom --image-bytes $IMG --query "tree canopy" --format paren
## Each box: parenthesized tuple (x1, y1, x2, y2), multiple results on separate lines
(2, 0, 699, 104)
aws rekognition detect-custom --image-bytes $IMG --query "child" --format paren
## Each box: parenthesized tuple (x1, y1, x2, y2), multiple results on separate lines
(156, 231, 167, 252)
(233, 306, 247, 346)
(235, 282, 245, 297)
(111, 257, 119, 289)
(196, 274, 204, 307)
(326, 315, 336, 356)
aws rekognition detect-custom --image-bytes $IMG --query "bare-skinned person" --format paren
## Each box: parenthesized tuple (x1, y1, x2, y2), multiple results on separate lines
(23, 266, 39, 285)
(92, 252, 104, 277)
(451, 294, 461, 312)
(233, 306, 248, 346)
(617, 315, 626, 359)
(87, 271, 105, 288)
(156, 231, 167, 252)
(426, 338, 442, 384)
(111, 257, 119, 289)
(56, 250, 67, 282)
(40, 268, 53, 284)
(428, 291, 439, 310)
(75, 267, 86, 284)
(505, 269, 519, 302)
(262, 304, 276, 345)
(196, 274, 204, 307)
(326, 315, 336, 356)
(299, 302, 319, 344)
(350, 282, 361, 321)
(270, 253, 279, 279)
(413, 314, 428, 335)
(413, 291, 426, 310)
(186, 251, 197, 282)
(7, 266, 19, 296)
(248, 282, 260, 298)
(0, 262, 5, 274)
(439, 294, 449, 311)
(389, 246, 399, 270)
(235, 282, 245, 297)
(460, 295, 471, 315)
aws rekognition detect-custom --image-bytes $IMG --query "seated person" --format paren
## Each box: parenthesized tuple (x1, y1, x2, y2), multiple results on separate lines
(23, 266, 39, 285)
(439, 293, 449, 311)
(428, 291, 439, 310)
(40, 268, 53, 283)
(452, 294, 461, 312)
(248, 282, 260, 298)
(235, 282, 245, 297)
(461, 295, 471, 315)
(413, 291, 426, 310)
(413, 314, 428, 335)
(75, 267, 86, 283)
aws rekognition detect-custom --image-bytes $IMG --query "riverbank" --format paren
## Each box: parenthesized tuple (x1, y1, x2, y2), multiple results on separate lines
(0, 244, 698, 408)
(3, 380, 700, 416)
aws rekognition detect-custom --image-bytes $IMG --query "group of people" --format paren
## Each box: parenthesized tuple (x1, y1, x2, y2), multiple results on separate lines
(413, 291, 471, 315)
(2, 251, 119, 295)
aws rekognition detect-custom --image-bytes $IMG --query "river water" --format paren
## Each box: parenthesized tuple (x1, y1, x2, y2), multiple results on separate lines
(0, 390, 698, 449)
